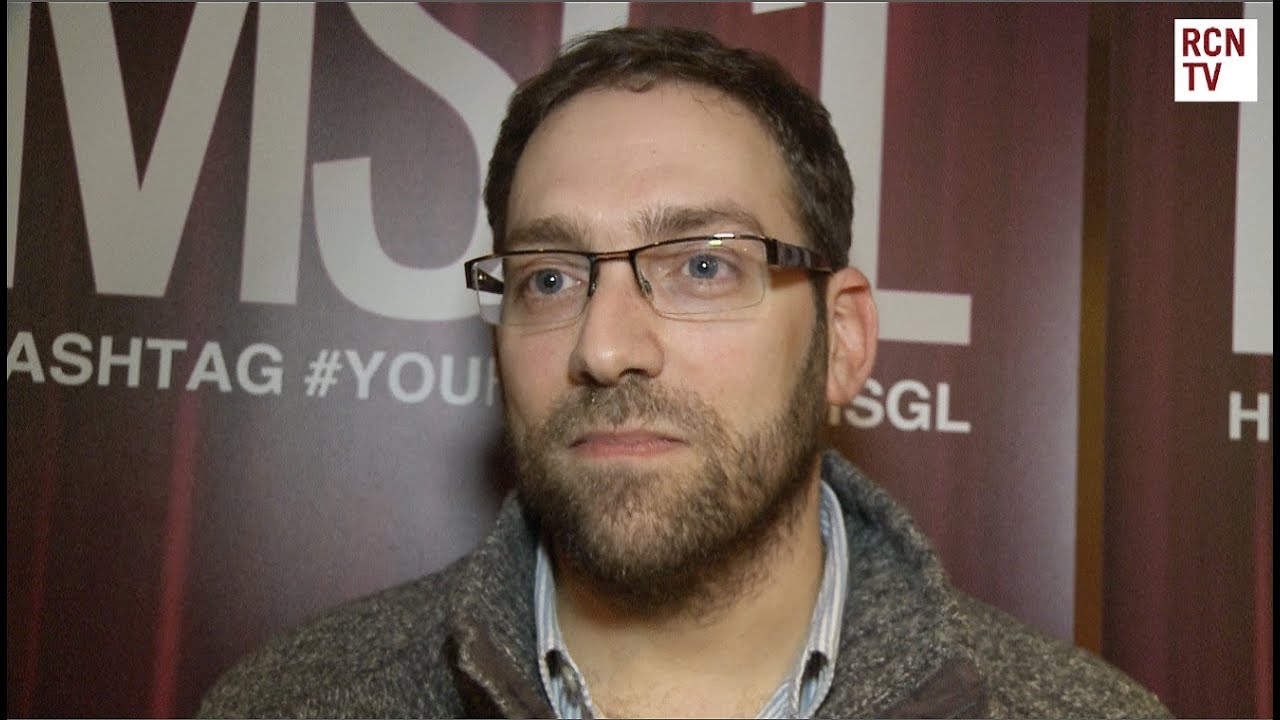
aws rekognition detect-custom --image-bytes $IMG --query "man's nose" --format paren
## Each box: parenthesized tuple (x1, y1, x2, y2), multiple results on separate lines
(568, 262, 664, 386)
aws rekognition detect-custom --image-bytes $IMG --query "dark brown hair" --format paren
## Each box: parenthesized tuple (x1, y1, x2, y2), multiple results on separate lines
(483, 26, 853, 270)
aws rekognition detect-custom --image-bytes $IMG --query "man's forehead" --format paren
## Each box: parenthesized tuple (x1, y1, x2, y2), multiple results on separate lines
(518, 82, 778, 170)
(501, 82, 799, 253)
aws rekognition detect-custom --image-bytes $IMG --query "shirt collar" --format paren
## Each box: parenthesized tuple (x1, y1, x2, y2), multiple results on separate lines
(777, 480, 849, 717)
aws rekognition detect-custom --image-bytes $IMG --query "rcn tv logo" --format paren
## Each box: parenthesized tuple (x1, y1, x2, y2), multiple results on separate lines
(1175, 19, 1259, 102)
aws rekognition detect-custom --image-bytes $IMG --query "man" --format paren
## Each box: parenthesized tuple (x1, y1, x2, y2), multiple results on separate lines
(200, 27, 1170, 719)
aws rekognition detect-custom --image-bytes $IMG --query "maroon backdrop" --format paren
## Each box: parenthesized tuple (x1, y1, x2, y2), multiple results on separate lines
(834, 1, 1090, 647)
(1094, 5, 1273, 718)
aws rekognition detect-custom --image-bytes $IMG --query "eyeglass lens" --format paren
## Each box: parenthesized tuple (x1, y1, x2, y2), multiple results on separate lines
(473, 237, 770, 326)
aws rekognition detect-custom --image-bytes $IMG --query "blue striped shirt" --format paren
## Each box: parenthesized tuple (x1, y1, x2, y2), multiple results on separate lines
(534, 481, 849, 719)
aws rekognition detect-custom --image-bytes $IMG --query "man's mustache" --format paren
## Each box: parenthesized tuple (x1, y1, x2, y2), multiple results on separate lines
(537, 379, 716, 444)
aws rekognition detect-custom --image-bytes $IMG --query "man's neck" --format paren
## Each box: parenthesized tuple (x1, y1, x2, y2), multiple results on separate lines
(552, 474, 827, 719)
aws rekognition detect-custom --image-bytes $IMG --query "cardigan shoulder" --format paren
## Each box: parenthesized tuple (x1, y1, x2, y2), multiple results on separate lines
(956, 592, 1172, 719)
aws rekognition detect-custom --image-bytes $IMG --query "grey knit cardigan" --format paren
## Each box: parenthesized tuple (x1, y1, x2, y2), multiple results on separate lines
(199, 451, 1172, 719)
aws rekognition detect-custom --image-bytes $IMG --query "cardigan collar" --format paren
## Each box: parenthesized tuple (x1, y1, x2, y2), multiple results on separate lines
(444, 451, 989, 718)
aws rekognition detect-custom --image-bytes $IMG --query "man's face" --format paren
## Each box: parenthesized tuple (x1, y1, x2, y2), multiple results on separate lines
(498, 83, 827, 610)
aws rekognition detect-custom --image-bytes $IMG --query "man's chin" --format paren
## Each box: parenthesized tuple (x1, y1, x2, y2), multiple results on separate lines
(524, 461, 712, 569)
(555, 521, 720, 612)
(543, 456, 696, 517)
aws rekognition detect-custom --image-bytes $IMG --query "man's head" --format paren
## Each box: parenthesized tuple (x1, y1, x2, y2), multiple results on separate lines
(476, 28, 876, 614)
(485, 26, 853, 272)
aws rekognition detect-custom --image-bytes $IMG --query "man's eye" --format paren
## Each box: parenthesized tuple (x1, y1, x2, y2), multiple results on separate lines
(685, 254, 720, 280)
(516, 265, 583, 297)
(531, 269, 566, 294)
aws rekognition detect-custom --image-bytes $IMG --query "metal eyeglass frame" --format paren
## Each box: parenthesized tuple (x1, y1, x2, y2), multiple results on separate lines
(463, 232, 833, 324)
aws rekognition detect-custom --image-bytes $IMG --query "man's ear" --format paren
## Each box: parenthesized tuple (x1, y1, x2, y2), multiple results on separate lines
(824, 267, 878, 406)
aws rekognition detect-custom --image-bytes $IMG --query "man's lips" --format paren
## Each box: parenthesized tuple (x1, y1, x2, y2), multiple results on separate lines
(568, 429, 686, 458)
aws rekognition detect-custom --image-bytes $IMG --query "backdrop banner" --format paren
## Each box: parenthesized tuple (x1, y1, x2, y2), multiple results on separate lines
(1094, 4, 1273, 718)
(5, 3, 1270, 717)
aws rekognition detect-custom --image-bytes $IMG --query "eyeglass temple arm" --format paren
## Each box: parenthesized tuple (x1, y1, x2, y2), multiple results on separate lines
(467, 265, 505, 293)
(766, 240, 832, 272)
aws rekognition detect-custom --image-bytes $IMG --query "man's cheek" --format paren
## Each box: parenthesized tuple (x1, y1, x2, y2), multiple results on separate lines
(498, 339, 556, 397)
(502, 377, 561, 442)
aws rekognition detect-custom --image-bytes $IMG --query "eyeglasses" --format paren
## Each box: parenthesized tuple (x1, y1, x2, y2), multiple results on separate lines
(464, 233, 831, 327)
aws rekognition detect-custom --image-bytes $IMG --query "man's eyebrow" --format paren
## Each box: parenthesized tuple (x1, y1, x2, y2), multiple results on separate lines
(503, 204, 769, 251)
(630, 203, 769, 241)
(504, 216, 589, 251)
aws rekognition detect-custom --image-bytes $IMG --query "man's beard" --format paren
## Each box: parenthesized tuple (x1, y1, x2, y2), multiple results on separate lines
(507, 320, 828, 617)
